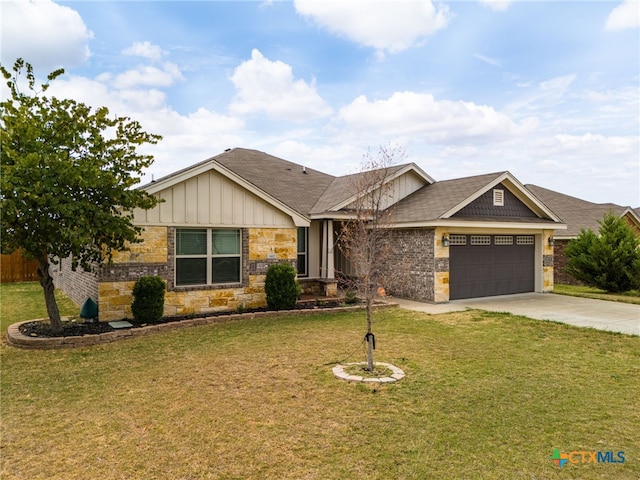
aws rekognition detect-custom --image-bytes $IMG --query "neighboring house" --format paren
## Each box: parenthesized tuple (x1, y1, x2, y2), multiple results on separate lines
(55, 148, 564, 320)
(526, 184, 640, 285)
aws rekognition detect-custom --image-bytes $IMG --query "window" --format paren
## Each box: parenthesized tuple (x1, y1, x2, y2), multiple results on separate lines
(297, 227, 308, 277)
(494, 235, 514, 245)
(449, 234, 467, 246)
(175, 228, 241, 286)
(471, 235, 491, 245)
(493, 189, 504, 206)
(516, 235, 534, 245)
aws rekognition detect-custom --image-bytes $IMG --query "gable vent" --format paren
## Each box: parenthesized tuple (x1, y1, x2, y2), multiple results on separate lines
(493, 188, 504, 206)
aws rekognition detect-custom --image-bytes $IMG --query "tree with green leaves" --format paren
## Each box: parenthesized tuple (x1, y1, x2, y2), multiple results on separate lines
(564, 212, 640, 293)
(1, 59, 161, 332)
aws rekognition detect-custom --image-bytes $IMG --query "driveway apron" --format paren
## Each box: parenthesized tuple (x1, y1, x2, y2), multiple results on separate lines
(394, 293, 640, 336)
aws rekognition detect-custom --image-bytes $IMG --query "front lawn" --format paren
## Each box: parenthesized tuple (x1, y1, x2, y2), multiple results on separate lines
(1, 285, 639, 479)
(0, 282, 78, 333)
(553, 284, 640, 305)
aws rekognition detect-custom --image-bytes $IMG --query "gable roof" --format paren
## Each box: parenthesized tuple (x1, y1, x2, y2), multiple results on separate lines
(143, 148, 435, 220)
(310, 163, 434, 216)
(214, 148, 336, 217)
(526, 184, 640, 237)
(389, 171, 562, 226)
(141, 148, 565, 230)
(141, 148, 325, 226)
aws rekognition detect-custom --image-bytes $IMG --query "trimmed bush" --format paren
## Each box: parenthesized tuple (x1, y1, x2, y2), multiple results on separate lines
(131, 276, 166, 323)
(265, 263, 300, 311)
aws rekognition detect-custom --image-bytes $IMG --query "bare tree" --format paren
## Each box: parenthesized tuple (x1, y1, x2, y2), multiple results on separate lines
(337, 144, 407, 371)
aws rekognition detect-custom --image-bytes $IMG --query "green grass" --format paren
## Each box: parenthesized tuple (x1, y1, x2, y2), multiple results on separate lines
(554, 283, 640, 305)
(1, 285, 639, 479)
(0, 282, 79, 333)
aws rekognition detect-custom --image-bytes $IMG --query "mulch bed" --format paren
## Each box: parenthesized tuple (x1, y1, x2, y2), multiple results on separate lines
(19, 299, 355, 338)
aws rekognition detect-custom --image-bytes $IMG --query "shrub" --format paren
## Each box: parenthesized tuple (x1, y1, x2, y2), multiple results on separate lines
(343, 290, 359, 304)
(131, 276, 166, 323)
(265, 263, 300, 310)
(565, 212, 640, 293)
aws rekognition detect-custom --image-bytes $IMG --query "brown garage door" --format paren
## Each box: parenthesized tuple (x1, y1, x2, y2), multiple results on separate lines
(449, 234, 535, 300)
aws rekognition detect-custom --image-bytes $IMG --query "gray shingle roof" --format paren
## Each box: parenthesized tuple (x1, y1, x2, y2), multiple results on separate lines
(526, 184, 629, 237)
(213, 148, 336, 216)
(145, 148, 571, 227)
(389, 172, 506, 223)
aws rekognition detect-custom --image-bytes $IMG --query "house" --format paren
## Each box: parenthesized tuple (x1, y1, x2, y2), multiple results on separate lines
(55, 148, 565, 320)
(525, 185, 640, 285)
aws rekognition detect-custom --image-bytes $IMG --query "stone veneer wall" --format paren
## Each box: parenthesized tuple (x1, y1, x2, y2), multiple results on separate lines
(97, 226, 298, 321)
(542, 229, 555, 292)
(378, 228, 442, 303)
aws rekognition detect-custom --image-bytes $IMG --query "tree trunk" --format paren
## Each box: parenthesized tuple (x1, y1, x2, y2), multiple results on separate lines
(37, 256, 62, 332)
(365, 295, 374, 371)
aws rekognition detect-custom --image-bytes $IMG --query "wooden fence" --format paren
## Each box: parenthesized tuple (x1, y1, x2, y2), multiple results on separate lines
(0, 250, 39, 283)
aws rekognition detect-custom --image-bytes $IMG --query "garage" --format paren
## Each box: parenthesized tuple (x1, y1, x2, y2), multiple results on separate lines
(449, 234, 535, 300)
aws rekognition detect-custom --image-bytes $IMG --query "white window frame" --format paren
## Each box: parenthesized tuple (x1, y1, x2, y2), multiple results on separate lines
(493, 188, 504, 206)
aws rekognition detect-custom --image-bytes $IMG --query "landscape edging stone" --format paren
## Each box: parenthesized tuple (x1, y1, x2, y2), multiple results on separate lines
(5, 302, 398, 349)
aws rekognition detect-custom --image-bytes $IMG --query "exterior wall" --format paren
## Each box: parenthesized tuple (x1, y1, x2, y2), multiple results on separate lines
(53, 257, 98, 308)
(110, 226, 168, 263)
(132, 170, 295, 228)
(344, 170, 427, 212)
(553, 239, 583, 286)
(454, 184, 538, 218)
(379, 228, 438, 302)
(623, 213, 640, 235)
(542, 229, 555, 292)
(96, 226, 297, 321)
(377, 226, 554, 303)
(343, 225, 554, 304)
(307, 220, 322, 278)
(433, 227, 450, 302)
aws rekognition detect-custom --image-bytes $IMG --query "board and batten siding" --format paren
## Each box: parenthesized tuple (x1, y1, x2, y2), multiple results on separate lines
(345, 170, 427, 212)
(132, 170, 296, 228)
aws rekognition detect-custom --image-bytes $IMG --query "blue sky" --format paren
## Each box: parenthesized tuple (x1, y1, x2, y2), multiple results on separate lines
(1, 0, 639, 206)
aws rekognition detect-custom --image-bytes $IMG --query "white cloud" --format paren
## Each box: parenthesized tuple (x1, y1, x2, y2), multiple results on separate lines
(122, 41, 167, 62)
(112, 63, 184, 89)
(554, 133, 637, 157)
(44, 72, 245, 183)
(336, 91, 537, 144)
(605, 0, 640, 31)
(0, 0, 92, 70)
(538, 74, 577, 93)
(478, 0, 514, 12)
(229, 49, 332, 122)
(474, 53, 502, 68)
(294, 0, 450, 54)
(505, 74, 577, 113)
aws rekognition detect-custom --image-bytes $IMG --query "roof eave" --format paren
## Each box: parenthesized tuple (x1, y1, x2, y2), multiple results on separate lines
(388, 219, 568, 230)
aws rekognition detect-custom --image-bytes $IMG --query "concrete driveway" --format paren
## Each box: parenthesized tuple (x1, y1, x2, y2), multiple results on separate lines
(394, 292, 640, 336)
